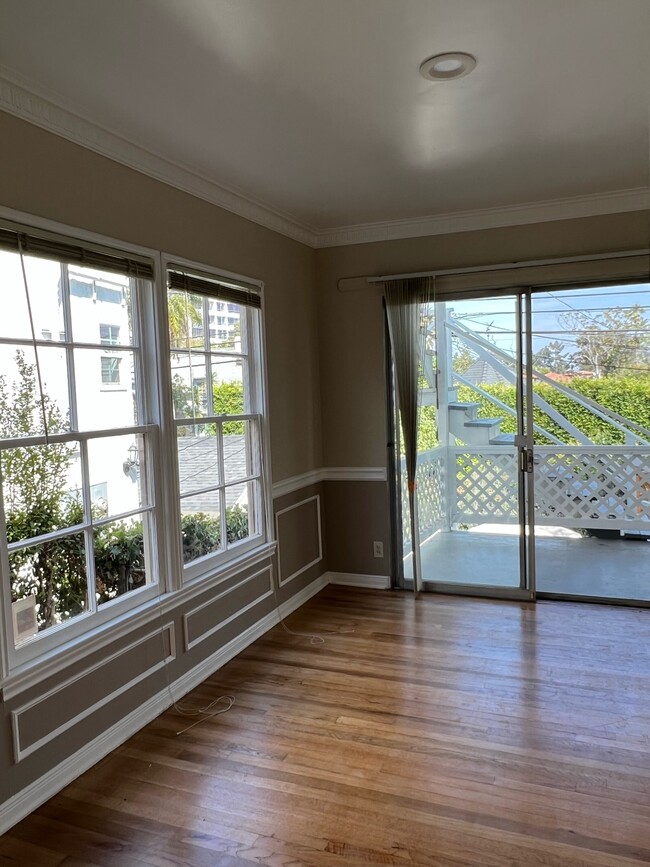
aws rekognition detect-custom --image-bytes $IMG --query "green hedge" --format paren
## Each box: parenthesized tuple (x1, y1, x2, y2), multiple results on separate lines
(456, 377, 650, 445)
(11, 505, 249, 631)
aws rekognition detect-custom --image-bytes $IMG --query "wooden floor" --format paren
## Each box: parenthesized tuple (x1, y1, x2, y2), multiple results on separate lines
(3, 587, 650, 866)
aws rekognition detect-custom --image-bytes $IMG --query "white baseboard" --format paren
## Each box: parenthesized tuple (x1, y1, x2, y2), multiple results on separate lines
(326, 571, 391, 589)
(0, 573, 328, 836)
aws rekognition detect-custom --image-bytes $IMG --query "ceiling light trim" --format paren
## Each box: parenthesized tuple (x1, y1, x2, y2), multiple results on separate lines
(419, 52, 477, 81)
(0, 72, 647, 251)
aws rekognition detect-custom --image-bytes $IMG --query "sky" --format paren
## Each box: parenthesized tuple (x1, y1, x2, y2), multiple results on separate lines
(444, 284, 650, 369)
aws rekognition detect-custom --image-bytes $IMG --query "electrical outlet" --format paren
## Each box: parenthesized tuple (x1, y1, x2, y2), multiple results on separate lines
(373, 541, 384, 558)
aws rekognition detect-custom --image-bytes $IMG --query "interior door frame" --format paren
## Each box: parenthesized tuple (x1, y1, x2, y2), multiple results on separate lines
(389, 289, 536, 600)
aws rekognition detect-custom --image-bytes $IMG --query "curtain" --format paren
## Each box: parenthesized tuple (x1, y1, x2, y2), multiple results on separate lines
(385, 276, 434, 593)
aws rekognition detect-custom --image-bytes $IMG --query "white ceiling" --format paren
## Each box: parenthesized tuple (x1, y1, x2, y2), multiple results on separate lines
(0, 0, 648, 244)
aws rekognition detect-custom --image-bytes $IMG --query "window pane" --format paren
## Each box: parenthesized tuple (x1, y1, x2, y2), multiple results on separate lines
(87, 434, 147, 517)
(10, 532, 88, 643)
(212, 359, 247, 418)
(69, 267, 135, 346)
(168, 290, 205, 351)
(177, 424, 220, 495)
(180, 493, 222, 563)
(95, 514, 150, 605)
(170, 356, 208, 419)
(0, 252, 66, 343)
(225, 482, 255, 544)
(0, 344, 70, 435)
(208, 299, 246, 352)
(224, 419, 256, 483)
(75, 349, 137, 429)
(3, 441, 83, 536)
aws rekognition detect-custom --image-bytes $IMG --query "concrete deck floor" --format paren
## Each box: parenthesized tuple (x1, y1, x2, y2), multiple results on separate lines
(406, 527, 650, 601)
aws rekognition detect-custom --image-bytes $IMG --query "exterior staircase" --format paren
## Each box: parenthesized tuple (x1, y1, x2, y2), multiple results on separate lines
(447, 394, 515, 446)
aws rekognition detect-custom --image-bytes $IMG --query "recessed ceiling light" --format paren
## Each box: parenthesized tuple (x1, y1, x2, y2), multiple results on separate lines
(419, 52, 477, 81)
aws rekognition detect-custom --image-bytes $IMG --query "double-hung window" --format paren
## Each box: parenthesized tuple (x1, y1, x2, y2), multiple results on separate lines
(166, 265, 267, 578)
(0, 223, 159, 664)
(0, 217, 270, 677)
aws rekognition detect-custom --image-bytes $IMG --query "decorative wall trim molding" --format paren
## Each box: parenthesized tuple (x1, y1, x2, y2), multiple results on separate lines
(1, 542, 277, 702)
(0, 572, 328, 836)
(326, 571, 391, 589)
(275, 495, 323, 587)
(182, 566, 273, 651)
(272, 469, 323, 498)
(0, 70, 317, 248)
(314, 188, 650, 248)
(11, 622, 175, 763)
(321, 467, 387, 483)
(272, 467, 387, 497)
(1, 71, 646, 251)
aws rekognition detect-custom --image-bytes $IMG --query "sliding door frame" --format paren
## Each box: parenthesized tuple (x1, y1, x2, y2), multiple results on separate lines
(388, 291, 536, 600)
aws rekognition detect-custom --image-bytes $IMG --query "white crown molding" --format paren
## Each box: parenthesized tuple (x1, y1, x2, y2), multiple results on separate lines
(272, 467, 387, 497)
(313, 187, 650, 248)
(1, 70, 646, 251)
(0, 70, 318, 248)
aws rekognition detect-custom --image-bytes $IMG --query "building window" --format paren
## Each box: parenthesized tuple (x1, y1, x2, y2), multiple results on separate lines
(101, 356, 121, 384)
(0, 230, 158, 663)
(167, 266, 266, 577)
(99, 323, 121, 345)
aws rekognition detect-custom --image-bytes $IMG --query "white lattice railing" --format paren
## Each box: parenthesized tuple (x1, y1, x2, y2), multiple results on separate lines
(534, 447, 650, 529)
(410, 445, 650, 532)
(400, 446, 446, 549)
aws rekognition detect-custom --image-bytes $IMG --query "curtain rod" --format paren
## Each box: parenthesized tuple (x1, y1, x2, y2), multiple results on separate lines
(367, 249, 650, 283)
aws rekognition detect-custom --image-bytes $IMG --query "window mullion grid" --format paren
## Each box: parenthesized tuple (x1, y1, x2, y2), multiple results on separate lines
(204, 297, 214, 417)
(250, 418, 262, 536)
(60, 264, 78, 431)
(0, 458, 15, 676)
(130, 277, 145, 420)
(63, 263, 96, 612)
(79, 438, 97, 615)
(217, 419, 227, 552)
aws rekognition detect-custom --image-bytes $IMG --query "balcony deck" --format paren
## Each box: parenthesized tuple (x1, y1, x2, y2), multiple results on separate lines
(406, 526, 650, 601)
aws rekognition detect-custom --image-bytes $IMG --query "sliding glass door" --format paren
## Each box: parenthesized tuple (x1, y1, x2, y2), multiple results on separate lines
(393, 293, 535, 598)
(531, 283, 650, 603)
(392, 281, 650, 606)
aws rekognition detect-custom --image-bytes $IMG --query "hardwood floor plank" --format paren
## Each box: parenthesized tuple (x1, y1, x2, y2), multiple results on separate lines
(3, 588, 650, 866)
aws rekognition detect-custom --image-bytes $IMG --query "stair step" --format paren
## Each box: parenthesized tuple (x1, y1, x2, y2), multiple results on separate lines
(448, 402, 480, 411)
(490, 433, 516, 445)
(464, 417, 503, 427)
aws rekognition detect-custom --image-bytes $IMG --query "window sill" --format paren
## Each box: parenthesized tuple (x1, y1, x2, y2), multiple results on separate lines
(1, 539, 277, 702)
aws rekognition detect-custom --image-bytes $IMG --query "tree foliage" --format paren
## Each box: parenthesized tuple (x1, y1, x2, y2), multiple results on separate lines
(168, 291, 202, 347)
(558, 306, 650, 378)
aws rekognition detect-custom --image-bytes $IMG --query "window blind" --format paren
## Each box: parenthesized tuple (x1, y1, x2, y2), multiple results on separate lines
(167, 267, 261, 308)
(0, 221, 154, 279)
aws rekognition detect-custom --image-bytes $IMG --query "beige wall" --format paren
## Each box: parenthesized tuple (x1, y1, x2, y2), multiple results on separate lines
(0, 111, 322, 483)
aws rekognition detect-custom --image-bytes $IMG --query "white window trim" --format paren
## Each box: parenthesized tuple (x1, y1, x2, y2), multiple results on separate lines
(0, 249, 163, 672)
(160, 252, 273, 586)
